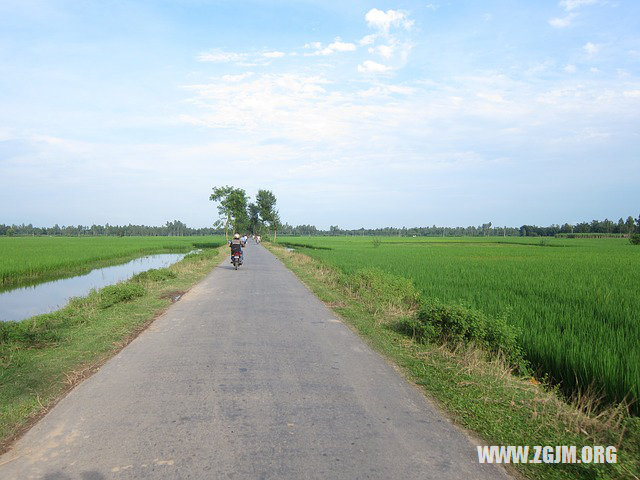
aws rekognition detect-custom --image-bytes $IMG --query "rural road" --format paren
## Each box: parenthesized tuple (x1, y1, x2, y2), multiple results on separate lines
(0, 244, 510, 479)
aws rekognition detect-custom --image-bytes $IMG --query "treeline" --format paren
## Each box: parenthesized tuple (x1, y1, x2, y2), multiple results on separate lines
(0, 220, 222, 237)
(519, 215, 639, 237)
(278, 223, 520, 237)
(3, 215, 638, 239)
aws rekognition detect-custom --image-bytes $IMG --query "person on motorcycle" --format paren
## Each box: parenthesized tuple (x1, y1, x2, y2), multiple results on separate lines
(230, 233, 243, 264)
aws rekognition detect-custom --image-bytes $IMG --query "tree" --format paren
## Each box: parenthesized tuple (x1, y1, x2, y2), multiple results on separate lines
(625, 216, 635, 235)
(248, 203, 261, 235)
(256, 189, 279, 241)
(209, 186, 249, 241)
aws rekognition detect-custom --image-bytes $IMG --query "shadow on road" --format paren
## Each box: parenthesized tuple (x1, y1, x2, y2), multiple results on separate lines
(217, 264, 247, 270)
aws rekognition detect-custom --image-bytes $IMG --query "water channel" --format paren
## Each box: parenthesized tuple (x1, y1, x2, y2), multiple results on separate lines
(0, 253, 190, 323)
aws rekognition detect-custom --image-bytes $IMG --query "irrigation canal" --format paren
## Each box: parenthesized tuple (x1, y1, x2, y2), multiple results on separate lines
(0, 253, 190, 322)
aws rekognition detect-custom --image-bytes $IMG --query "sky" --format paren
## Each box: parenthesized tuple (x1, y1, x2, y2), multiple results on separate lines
(1, 0, 638, 229)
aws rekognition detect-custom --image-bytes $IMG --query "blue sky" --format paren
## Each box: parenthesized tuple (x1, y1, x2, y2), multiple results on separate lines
(1, 0, 638, 229)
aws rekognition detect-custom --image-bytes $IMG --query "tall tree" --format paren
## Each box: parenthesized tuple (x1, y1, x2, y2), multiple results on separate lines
(256, 189, 279, 241)
(626, 216, 636, 234)
(209, 186, 249, 241)
(248, 202, 261, 235)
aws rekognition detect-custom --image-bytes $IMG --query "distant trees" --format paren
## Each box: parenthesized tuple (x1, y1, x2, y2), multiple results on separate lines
(245, 203, 259, 235)
(4, 211, 637, 240)
(519, 214, 639, 237)
(209, 186, 249, 241)
(0, 222, 220, 237)
(256, 189, 280, 241)
(165, 220, 188, 236)
(208, 187, 279, 240)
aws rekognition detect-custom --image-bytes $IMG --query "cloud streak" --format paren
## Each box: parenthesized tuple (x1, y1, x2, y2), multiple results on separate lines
(365, 8, 414, 32)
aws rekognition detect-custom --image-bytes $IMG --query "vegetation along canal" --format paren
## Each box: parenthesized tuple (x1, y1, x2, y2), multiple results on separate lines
(0, 252, 191, 322)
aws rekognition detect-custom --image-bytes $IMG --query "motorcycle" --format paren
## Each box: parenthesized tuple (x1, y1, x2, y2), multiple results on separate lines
(231, 251, 242, 270)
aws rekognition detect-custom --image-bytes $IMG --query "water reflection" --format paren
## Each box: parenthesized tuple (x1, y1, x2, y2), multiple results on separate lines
(0, 253, 189, 322)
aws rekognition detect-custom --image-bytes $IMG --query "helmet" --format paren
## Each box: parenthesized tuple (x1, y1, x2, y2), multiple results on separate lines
(234, 233, 240, 239)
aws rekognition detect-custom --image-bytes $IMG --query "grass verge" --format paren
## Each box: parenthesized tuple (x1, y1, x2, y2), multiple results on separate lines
(0, 246, 225, 453)
(266, 243, 640, 480)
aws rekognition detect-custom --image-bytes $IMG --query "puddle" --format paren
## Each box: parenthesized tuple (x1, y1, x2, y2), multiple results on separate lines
(0, 253, 191, 322)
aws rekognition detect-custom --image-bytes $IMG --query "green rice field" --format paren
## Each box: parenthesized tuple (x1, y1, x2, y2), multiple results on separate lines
(277, 236, 640, 412)
(0, 236, 225, 289)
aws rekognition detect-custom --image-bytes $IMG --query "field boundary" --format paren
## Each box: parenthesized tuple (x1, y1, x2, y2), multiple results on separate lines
(265, 242, 640, 480)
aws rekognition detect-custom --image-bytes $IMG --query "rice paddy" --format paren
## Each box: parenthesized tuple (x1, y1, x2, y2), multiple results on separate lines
(0, 236, 225, 289)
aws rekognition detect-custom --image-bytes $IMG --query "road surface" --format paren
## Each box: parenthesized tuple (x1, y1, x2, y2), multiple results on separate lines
(0, 244, 510, 479)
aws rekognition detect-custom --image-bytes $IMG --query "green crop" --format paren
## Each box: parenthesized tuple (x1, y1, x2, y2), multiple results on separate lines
(0, 236, 225, 289)
(277, 236, 640, 412)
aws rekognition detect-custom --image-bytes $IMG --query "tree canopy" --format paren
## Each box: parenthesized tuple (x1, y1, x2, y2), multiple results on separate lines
(209, 186, 249, 240)
(256, 189, 280, 240)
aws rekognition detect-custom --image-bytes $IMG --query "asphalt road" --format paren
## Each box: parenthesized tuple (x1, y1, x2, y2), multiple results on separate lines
(0, 244, 510, 479)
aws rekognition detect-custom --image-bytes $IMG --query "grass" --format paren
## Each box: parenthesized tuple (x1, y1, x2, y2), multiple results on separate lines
(266, 242, 640, 480)
(0, 245, 226, 452)
(0, 236, 225, 290)
(275, 236, 640, 414)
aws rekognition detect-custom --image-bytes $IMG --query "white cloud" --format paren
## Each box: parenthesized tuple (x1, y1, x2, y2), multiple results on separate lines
(304, 42, 322, 50)
(197, 49, 246, 63)
(551, 1, 601, 28)
(263, 51, 285, 58)
(182, 74, 346, 141)
(583, 42, 599, 56)
(365, 8, 413, 32)
(548, 14, 575, 28)
(307, 38, 357, 56)
(358, 84, 415, 97)
(564, 64, 577, 73)
(357, 61, 392, 73)
(623, 90, 640, 98)
(221, 72, 254, 82)
(359, 34, 377, 46)
(326, 40, 356, 53)
(560, 0, 599, 11)
(369, 44, 394, 59)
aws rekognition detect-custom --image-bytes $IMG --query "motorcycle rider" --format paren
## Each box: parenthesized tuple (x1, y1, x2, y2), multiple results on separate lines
(229, 233, 243, 264)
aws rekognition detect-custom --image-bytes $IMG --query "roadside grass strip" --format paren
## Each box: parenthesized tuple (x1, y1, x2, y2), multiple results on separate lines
(0, 246, 226, 452)
(267, 243, 640, 480)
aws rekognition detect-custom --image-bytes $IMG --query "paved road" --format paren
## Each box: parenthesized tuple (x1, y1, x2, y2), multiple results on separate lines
(0, 244, 510, 479)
